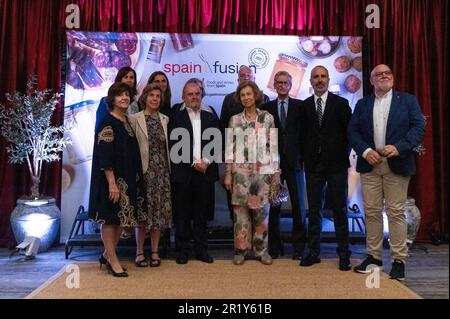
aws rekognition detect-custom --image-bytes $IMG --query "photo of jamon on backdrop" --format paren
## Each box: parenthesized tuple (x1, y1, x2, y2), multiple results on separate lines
(65, 32, 139, 90)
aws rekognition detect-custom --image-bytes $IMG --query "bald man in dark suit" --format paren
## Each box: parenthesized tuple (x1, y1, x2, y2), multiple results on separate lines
(299, 66, 352, 271)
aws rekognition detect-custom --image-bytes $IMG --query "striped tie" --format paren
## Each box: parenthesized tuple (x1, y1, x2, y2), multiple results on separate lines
(317, 97, 323, 127)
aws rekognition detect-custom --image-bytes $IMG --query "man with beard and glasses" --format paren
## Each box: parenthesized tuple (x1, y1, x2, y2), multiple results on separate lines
(349, 64, 425, 281)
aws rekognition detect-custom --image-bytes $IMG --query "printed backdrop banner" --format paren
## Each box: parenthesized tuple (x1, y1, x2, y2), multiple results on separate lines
(61, 32, 364, 242)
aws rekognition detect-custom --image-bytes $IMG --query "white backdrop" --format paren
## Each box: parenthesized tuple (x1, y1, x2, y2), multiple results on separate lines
(61, 32, 364, 242)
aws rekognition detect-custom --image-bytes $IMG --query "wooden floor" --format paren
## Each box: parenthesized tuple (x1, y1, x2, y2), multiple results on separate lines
(0, 242, 448, 299)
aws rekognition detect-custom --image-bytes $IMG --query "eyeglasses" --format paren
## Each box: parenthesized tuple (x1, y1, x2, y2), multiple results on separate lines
(275, 81, 290, 87)
(373, 70, 393, 78)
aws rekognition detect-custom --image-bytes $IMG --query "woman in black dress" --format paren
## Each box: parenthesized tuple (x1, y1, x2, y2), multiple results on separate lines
(89, 82, 146, 277)
(95, 66, 139, 134)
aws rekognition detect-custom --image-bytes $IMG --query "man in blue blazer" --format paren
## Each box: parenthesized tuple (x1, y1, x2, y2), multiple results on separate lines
(260, 70, 306, 260)
(348, 64, 425, 281)
(169, 80, 219, 265)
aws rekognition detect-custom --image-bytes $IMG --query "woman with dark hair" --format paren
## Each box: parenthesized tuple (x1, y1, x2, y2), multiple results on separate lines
(89, 82, 146, 277)
(224, 81, 280, 266)
(147, 71, 172, 116)
(95, 66, 139, 133)
(129, 83, 172, 267)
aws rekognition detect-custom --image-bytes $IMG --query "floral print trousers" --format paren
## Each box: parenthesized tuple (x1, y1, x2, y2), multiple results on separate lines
(233, 205, 269, 257)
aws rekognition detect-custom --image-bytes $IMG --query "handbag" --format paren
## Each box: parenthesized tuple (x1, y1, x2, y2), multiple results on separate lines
(268, 175, 289, 206)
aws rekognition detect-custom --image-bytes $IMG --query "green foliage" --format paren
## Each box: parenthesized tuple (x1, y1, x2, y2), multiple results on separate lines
(0, 75, 71, 195)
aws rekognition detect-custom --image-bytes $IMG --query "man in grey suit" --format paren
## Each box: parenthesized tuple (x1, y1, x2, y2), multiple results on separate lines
(348, 64, 425, 281)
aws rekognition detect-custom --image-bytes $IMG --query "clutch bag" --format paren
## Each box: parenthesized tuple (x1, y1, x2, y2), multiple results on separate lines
(268, 181, 289, 206)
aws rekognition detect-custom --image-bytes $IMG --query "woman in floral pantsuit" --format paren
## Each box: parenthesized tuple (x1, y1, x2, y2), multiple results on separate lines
(224, 81, 280, 265)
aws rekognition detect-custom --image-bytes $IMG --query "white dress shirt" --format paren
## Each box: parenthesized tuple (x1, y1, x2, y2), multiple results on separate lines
(185, 105, 202, 161)
(362, 89, 393, 158)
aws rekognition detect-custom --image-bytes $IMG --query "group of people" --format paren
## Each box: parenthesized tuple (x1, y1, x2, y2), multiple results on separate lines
(88, 62, 425, 281)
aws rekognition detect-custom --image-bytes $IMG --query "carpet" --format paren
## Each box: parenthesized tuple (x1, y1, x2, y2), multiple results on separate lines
(27, 259, 421, 299)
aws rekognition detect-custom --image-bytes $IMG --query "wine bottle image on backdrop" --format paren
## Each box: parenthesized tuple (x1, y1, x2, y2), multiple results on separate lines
(136, 36, 166, 94)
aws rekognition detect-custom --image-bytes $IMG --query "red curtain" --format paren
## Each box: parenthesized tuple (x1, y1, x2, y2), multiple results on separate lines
(0, 0, 448, 247)
(0, 0, 63, 247)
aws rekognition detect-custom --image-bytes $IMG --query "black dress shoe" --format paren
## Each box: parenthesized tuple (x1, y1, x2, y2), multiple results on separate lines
(176, 254, 188, 264)
(300, 254, 321, 267)
(195, 252, 214, 263)
(339, 258, 352, 271)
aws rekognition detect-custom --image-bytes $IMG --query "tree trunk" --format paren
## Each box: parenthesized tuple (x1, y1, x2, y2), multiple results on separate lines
(30, 175, 40, 197)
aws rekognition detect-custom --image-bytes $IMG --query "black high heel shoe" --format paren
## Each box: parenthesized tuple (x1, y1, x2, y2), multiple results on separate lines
(99, 254, 127, 271)
(99, 254, 107, 269)
(106, 262, 128, 277)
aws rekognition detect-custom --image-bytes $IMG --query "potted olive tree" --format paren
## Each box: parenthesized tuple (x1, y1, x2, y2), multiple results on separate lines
(0, 75, 71, 252)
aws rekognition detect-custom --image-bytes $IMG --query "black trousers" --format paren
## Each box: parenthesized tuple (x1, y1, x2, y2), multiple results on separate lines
(268, 162, 307, 256)
(172, 172, 214, 255)
(226, 188, 234, 221)
(305, 170, 351, 259)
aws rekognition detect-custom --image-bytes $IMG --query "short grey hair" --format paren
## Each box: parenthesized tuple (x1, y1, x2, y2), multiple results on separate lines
(274, 71, 292, 85)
